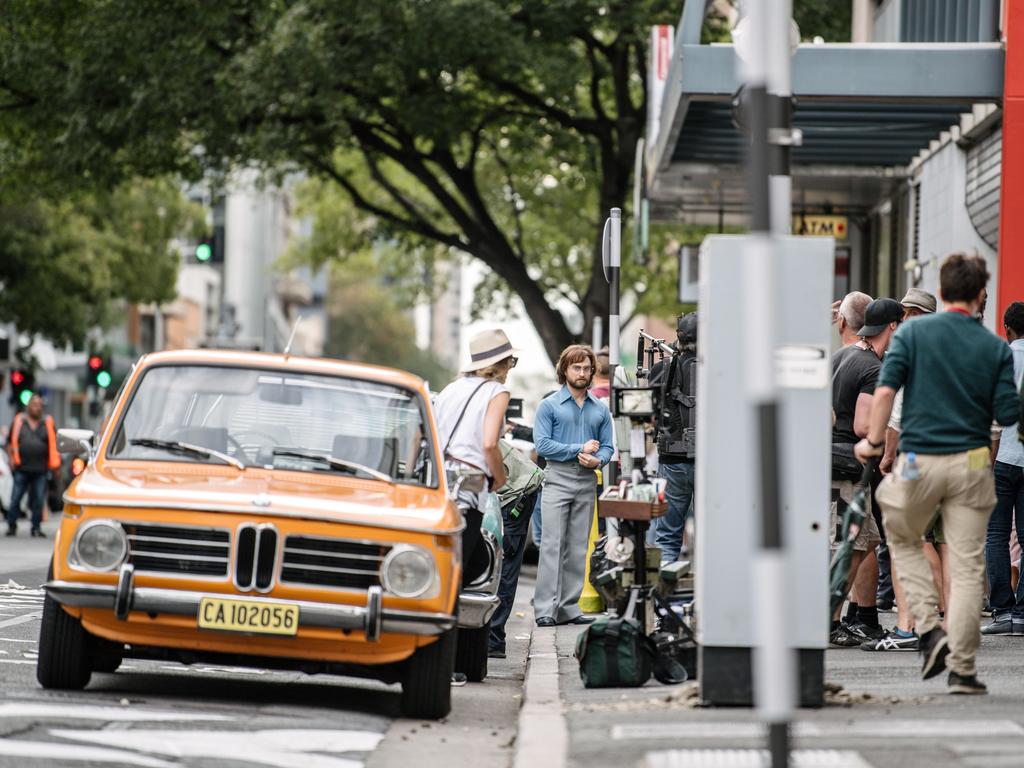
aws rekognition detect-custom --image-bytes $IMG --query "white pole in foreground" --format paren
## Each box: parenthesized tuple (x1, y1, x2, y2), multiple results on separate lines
(740, 0, 796, 765)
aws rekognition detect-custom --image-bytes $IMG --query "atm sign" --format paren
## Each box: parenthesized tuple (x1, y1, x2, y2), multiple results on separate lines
(794, 215, 848, 240)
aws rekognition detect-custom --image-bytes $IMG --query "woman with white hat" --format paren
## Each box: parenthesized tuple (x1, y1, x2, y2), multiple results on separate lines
(433, 328, 516, 581)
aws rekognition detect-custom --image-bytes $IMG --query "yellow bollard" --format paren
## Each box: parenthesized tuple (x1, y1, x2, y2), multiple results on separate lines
(579, 469, 606, 614)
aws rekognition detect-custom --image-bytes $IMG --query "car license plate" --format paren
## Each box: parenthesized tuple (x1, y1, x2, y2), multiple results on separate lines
(197, 597, 299, 637)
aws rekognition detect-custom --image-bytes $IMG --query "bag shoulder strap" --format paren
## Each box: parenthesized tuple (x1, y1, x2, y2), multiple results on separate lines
(442, 379, 492, 457)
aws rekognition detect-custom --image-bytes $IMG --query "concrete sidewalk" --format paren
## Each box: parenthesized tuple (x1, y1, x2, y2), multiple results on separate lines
(514, 614, 1024, 768)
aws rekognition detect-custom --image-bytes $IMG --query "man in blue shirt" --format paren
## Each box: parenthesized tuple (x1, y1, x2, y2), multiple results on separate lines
(533, 344, 614, 626)
(983, 301, 1024, 635)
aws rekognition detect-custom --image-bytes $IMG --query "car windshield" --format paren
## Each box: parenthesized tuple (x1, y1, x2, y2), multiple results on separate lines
(107, 365, 435, 486)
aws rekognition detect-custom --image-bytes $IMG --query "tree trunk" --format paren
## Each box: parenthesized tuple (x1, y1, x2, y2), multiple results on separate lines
(473, 241, 574, 365)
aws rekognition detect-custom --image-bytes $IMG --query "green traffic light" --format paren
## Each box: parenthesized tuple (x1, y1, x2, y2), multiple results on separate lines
(96, 371, 112, 388)
(195, 243, 212, 262)
(19, 389, 32, 406)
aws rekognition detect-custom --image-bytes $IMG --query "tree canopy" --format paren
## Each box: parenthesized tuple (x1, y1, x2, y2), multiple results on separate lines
(1, 0, 682, 361)
(1, 0, 851, 358)
(0, 179, 204, 345)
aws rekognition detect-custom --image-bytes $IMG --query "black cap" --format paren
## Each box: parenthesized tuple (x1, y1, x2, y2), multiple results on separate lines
(857, 298, 903, 337)
(676, 312, 698, 343)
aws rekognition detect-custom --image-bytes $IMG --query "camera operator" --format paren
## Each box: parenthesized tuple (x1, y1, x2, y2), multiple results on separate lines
(647, 313, 698, 566)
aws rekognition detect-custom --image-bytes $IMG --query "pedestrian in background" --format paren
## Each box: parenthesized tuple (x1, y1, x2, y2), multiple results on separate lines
(5, 393, 61, 537)
(647, 313, 698, 565)
(533, 345, 613, 627)
(982, 301, 1024, 636)
(862, 287, 937, 652)
(856, 253, 1018, 695)
(434, 329, 514, 586)
(829, 297, 902, 647)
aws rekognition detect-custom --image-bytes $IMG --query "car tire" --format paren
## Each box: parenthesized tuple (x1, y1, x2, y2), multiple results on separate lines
(399, 628, 456, 720)
(37, 591, 93, 690)
(455, 625, 489, 682)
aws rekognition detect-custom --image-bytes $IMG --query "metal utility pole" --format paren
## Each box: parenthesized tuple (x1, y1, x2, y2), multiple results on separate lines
(741, 0, 796, 766)
(602, 207, 622, 488)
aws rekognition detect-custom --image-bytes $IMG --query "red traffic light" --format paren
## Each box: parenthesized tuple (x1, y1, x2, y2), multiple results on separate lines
(11, 370, 25, 386)
(88, 355, 102, 370)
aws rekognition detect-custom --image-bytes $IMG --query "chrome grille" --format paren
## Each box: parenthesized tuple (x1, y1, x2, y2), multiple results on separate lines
(124, 523, 230, 577)
(281, 535, 390, 590)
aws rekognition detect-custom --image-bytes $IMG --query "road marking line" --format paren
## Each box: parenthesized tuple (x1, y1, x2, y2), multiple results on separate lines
(614, 720, 1024, 741)
(0, 611, 41, 629)
(50, 729, 382, 768)
(0, 740, 175, 767)
(0, 703, 233, 721)
(0, 659, 35, 664)
(644, 749, 874, 768)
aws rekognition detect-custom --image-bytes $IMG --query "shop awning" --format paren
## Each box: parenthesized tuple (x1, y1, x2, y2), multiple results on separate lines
(647, 0, 1005, 219)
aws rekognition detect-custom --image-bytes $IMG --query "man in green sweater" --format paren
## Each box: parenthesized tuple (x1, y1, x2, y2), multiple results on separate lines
(855, 253, 1018, 695)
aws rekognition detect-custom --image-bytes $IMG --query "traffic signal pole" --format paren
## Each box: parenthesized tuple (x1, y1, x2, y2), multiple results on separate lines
(742, 0, 796, 765)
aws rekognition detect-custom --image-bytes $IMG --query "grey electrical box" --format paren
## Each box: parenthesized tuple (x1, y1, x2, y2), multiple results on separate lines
(695, 234, 833, 707)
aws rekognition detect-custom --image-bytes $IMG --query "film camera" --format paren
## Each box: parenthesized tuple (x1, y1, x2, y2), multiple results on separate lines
(612, 318, 697, 460)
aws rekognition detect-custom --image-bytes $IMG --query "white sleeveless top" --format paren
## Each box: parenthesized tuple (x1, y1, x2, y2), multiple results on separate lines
(433, 376, 509, 475)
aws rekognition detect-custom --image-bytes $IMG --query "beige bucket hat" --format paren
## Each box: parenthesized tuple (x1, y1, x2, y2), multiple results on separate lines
(461, 328, 517, 373)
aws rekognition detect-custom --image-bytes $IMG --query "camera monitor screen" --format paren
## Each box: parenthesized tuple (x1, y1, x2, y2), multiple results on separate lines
(506, 397, 524, 419)
(614, 387, 655, 418)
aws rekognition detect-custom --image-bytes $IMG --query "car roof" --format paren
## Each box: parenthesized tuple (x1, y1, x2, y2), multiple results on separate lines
(136, 349, 428, 393)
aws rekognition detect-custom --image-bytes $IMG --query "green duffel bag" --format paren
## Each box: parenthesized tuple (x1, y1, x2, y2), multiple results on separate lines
(574, 615, 655, 688)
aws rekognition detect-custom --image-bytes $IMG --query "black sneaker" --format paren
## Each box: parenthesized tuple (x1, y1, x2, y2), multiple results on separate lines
(920, 627, 950, 680)
(845, 621, 884, 641)
(860, 630, 918, 652)
(948, 671, 987, 695)
(829, 624, 864, 648)
(488, 647, 506, 659)
(981, 613, 1013, 635)
(4, 526, 14, 537)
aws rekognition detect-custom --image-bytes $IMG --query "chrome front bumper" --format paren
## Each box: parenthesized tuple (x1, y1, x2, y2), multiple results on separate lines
(457, 592, 500, 628)
(45, 573, 456, 641)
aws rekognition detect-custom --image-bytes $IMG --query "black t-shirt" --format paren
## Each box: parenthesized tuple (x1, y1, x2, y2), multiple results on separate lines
(12, 418, 49, 473)
(831, 344, 881, 445)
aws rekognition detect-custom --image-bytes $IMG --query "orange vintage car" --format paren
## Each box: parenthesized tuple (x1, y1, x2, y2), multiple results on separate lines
(37, 349, 497, 719)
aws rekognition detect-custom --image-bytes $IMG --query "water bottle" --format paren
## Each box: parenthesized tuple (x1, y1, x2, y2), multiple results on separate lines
(902, 452, 921, 481)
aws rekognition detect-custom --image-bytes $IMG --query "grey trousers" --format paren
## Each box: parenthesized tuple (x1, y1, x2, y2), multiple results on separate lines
(534, 461, 597, 622)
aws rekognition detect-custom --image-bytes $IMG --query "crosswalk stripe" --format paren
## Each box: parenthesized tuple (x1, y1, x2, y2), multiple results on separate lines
(644, 749, 874, 768)
(0, 612, 41, 629)
(0, 702, 233, 721)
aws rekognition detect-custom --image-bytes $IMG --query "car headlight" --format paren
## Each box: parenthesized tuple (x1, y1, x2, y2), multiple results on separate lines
(73, 520, 128, 572)
(380, 546, 437, 598)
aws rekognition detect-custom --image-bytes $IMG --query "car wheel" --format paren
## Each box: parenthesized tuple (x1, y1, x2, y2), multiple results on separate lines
(455, 625, 489, 682)
(399, 628, 456, 719)
(37, 591, 93, 690)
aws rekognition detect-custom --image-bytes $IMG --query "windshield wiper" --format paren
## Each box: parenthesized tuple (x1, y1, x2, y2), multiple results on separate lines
(271, 449, 394, 484)
(130, 438, 245, 470)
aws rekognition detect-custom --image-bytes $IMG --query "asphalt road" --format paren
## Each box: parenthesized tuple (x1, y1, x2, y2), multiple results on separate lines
(0, 517, 529, 768)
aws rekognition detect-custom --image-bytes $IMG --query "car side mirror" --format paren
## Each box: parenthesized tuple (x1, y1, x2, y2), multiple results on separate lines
(57, 428, 95, 457)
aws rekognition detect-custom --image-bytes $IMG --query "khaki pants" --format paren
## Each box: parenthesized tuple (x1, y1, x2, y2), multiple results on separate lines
(830, 480, 881, 552)
(877, 449, 996, 676)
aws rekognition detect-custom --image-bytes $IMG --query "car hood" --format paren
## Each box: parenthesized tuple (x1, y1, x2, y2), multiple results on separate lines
(67, 461, 460, 534)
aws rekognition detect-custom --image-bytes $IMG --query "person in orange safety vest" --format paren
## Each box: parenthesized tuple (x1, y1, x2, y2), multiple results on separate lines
(5, 393, 60, 537)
